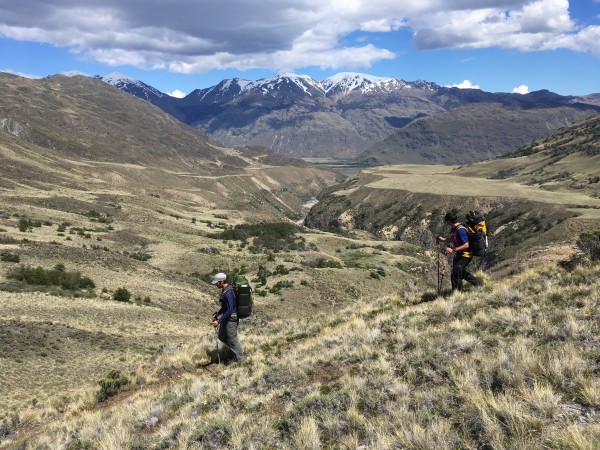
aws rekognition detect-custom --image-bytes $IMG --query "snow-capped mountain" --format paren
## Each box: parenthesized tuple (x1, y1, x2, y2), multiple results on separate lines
(94, 71, 599, 160)
(187, 72, 440, 104)
(95, 72, 166, 101)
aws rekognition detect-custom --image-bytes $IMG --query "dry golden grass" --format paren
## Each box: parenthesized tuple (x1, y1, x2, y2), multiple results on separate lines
(3, 258, 599, 449)
(360, 164, 600, 213)
(0, 157, 430, 444)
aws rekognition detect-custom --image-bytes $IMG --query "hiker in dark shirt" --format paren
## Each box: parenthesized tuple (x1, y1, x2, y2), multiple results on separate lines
(439, 212, 483, 291)
(211, 272, 244, 363)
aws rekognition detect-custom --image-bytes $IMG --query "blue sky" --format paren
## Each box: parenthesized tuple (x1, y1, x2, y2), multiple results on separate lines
(1, 0, 599, 97)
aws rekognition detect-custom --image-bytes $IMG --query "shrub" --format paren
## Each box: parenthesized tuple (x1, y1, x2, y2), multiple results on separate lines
(577, 229, 600, 261)
(129, 251, 151, 261)
(274, 264, 289, 275)
(0, 251, 19, 263)
(113, 287, 131, 302)
(197, 247, 220, 255)
(269, 280, 294, 294)
(303, 257, 343, 269)
(0, 235, 18, 244)
(189, 420, 231, 449)
(96, 370, 131, 402)
(6, 264, 95, 290)
(17, 217, 42, 232)
(81, 210, 113, 224)
(210, 222, 305, 253)
(57, 222, 70, 232)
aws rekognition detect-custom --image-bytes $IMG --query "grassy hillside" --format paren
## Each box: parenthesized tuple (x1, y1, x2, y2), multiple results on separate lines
(3, 259, 599, 449)
(357, 103, 599, 166)
(455, 114, 600, 195)
(0, 148, 426, 426)
(2, 72, 414, 428)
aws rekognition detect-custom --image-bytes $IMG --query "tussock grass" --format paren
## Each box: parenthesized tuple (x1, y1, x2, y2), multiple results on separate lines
(4, 260, 600, 449)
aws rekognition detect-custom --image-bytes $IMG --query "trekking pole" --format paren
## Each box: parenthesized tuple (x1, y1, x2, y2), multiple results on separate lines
(440, 252, 447, 295)
(214, 324, 221, 366)
(436, 241, 441, 296)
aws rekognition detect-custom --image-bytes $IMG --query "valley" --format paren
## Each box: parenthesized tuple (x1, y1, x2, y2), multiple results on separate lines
(1, 73, 599, 449)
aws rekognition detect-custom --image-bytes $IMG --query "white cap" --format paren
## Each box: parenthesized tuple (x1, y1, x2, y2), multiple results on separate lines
(211, 272, 227, 284)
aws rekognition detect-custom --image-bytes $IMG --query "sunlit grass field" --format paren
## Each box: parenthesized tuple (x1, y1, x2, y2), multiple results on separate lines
(3, 260, 599, 449)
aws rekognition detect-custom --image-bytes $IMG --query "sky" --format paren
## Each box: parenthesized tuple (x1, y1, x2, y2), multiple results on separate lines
(1, 0, 600, 98)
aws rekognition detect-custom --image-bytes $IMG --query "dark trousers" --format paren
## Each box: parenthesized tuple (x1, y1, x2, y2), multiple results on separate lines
(451, 255, 482, 291)
(218, 319, 244, 362)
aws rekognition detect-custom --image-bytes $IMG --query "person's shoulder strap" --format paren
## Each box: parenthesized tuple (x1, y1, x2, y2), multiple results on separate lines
(457, 224, 475, 233)
(223, 284, 234, 293)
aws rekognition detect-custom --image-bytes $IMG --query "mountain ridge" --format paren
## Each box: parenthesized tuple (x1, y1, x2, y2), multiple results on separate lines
(78, 71, 600, 161)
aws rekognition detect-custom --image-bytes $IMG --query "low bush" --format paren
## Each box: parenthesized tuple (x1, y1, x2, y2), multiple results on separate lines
(0, 235, 18, 244)
(96, 370, 131, 402)
(303, 257, 343, 269)
(57, 222, 71, 232)
(0, 251, 20, 263)
(269, 280, 294, 294)
(189, 420, 231, 449)
(274, 264, 289, 275)
(577, 229, 600, 261)
(210, 222, 305, 253)
(197, 246, 220, 254)
(6, 264, 95, 290)
(129, 251, 151, 261)
(113, 287, 131, 302)
(17, 217, 42, 232)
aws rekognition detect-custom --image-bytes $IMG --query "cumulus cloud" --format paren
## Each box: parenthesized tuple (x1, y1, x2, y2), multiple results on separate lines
(446, 80, 481, 89)
(512, 84, 529, 94)
(167, 89, 186, 98)
(0, 0, 598, 73)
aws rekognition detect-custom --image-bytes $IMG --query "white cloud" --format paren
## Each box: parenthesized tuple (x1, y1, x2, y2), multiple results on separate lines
(446, 80, 480, 89)
(0, 0, 599, 73)
(0, 68, 42, 79)
(512, 84, 529, 94)
(167, 89, 186, 98)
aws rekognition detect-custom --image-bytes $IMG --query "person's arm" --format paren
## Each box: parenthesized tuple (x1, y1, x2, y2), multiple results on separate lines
(449, 228, 470, 253)
(219, 289, 236, 324)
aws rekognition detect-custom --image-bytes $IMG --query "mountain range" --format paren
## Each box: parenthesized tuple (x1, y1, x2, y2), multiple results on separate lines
(94, 72, 600, 164)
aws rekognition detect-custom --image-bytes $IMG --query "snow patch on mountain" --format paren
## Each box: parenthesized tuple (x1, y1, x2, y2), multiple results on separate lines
(97, 72, 165, 99)
(240, 73, 323, 96)
(322, 72, 398, 94)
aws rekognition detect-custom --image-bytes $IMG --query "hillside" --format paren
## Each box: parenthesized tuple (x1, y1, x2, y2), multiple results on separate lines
(356, 102, 600, 166)
(0, 73, 339, 216)
(306, 114, 600, 265)
(0, 73, 430, 431)
(454, 113, 600, 193)
(305, 171, 600, 269)
(97, 73, 600, 161)
(3, 261, 600, 449)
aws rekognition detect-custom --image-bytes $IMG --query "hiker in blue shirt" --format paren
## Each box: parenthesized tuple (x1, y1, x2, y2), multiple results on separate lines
(439, 211, 483, 291)
(211, 272, 244, 363)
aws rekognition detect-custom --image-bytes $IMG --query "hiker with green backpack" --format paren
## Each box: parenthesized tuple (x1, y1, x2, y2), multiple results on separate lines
(438, 211, 484, 292)
(210, 272, 245, 363)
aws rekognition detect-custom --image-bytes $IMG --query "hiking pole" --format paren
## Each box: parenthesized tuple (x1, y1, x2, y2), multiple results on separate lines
(437, 241, 441, 296)
(440, 251, 447, 295)
(214, 324, 221, 365)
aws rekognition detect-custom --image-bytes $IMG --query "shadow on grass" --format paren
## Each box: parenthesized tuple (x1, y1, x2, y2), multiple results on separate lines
(419, 289, 453, 303)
